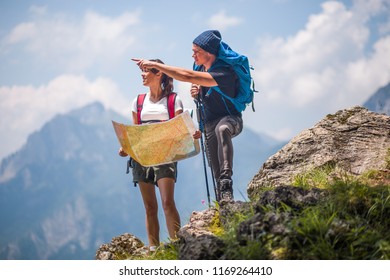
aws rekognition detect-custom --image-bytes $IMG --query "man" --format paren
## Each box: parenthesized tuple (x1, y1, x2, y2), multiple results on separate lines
(133, 30, 243, 202)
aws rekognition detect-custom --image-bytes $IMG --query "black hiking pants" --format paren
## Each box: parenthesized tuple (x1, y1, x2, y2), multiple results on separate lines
(204, 114, 243, 184)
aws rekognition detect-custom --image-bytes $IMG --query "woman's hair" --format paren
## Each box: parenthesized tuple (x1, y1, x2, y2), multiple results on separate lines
(150, 59, 174, 98)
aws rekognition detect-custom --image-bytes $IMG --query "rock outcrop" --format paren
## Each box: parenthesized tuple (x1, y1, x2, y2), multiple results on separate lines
(176, 186, 328, 259)
(248, 106, 390, 200)
(176, 208, 225, 260)
(95, 233, 144, 260)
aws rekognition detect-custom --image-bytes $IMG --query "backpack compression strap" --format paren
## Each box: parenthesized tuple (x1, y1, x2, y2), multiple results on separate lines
(167, 93, 177, 119)
(136, 93, 177, 124)
(136, 93, 147, 125)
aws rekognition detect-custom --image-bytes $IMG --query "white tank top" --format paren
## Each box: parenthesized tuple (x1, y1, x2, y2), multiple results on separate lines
(131, 92, 183, 123)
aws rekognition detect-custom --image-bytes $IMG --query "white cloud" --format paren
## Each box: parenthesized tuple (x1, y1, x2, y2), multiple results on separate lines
(0, 8, 144, 159)
(5, 22, 37, 44)
(207, 10, 243, 31)
(0, 8, 145, 160)
(249, 0, 390, 140)
(2, 9, 141, 71)
(0, 75, 128, 159)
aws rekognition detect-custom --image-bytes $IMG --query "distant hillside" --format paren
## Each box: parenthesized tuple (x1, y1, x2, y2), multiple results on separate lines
(0, 102, 281, 259)
(363, 82, 390, 115)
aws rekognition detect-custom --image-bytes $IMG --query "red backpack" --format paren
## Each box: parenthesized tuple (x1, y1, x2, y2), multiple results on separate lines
(136, 93, 177, 125)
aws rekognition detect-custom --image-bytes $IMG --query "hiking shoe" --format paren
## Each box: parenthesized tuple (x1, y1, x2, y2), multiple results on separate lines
(219, 178, 233, 202)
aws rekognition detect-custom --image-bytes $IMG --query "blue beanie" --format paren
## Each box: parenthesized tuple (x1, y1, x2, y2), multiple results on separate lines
(193, 30, 221, 55)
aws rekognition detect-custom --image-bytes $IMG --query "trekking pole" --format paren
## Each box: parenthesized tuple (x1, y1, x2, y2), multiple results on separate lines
(202, 115, 218, 202)
(194, 95, 218, 204)
(194, 98, 211, 207)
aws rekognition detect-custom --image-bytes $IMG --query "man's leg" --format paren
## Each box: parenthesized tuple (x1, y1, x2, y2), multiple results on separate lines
(214, 115, 243, 201)
(205, 119, 221, 201)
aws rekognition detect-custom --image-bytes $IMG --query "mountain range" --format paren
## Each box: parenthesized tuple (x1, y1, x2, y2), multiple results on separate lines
(0, 102, 281, 259)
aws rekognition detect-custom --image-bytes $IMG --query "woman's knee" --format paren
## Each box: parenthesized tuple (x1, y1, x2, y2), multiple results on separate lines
(144, 202, 158, 216)
(161, 199, 177, 213)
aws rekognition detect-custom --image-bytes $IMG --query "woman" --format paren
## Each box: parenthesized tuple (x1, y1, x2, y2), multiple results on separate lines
(119, 59, 184, 253)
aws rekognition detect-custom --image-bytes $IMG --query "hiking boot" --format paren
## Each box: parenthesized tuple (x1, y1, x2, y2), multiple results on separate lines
(218, 178, 233, 202)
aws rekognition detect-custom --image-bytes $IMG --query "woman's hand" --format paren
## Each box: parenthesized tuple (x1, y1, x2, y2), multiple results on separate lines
(118, 147, 128, 157)
(193, 130, 202, 139)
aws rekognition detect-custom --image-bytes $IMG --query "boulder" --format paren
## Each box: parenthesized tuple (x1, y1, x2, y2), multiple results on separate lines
(176, 208, 225, 260)
(248, 106, 390, 200)
(95, 233, 144, 260)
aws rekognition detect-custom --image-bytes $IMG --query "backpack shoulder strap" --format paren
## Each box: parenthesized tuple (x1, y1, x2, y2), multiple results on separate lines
(136, 93, 147, 125)
(167, 93, 177, 119)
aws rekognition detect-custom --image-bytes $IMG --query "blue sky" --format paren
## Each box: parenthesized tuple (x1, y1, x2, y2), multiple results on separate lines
(0, 0, 390, 160)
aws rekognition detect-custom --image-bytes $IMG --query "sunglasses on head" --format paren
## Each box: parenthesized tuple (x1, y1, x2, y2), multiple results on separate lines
(141, 68, 159, 74)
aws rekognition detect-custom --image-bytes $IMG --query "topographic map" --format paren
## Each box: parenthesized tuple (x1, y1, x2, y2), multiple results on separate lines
(112, 111, 200, 166)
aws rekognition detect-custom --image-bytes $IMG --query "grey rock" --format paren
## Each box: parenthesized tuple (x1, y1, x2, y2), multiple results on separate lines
(218, 200, 252, 227)
(248, 106, 390, 200)
(176, 208, 225, 260)
(258, 185, 326, 211)
(237, 185, 326, 247)
(237, 211, 292, 245)
(95, 233, 144, 260)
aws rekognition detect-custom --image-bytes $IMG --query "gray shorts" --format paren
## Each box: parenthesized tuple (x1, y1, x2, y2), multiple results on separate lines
(131, 160, 178, 186)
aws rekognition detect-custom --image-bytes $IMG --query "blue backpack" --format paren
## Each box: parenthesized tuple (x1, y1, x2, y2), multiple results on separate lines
(194, 41, 257, 112)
